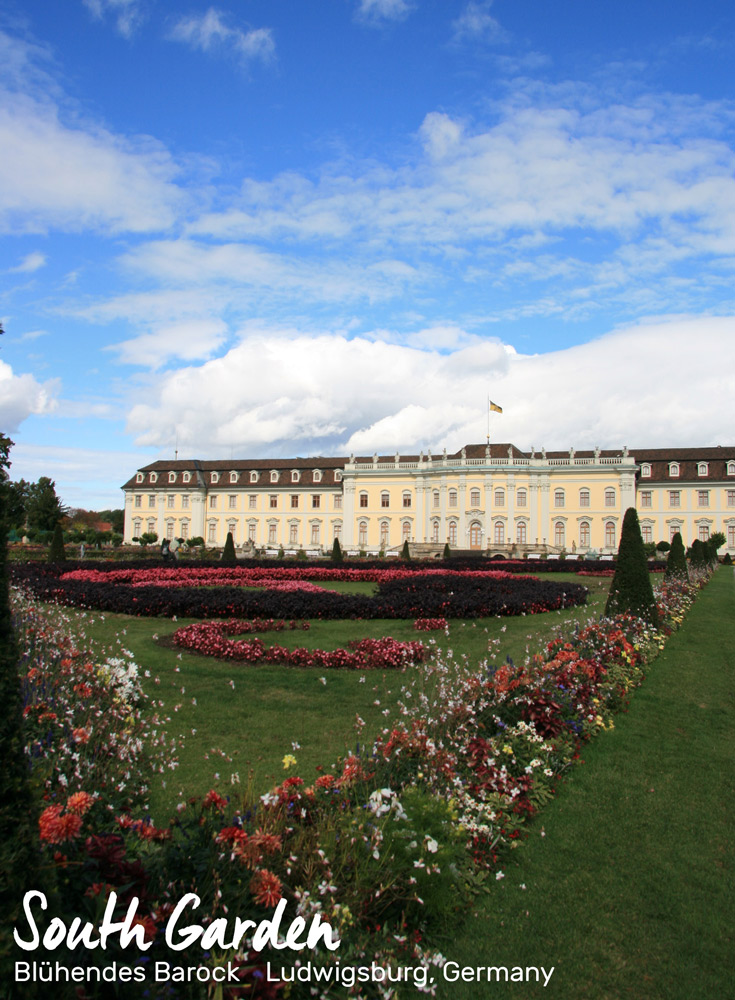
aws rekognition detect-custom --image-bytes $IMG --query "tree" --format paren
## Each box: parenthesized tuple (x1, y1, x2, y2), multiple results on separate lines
(26, 477, 67, 534)
(605, 507, 659, 624)
(139, 531, 158, 547)
(221, 531, 237, 565)
(664, 532, 688, 581)
(331, 537, 343, 563)
(48, 523, 66, 563)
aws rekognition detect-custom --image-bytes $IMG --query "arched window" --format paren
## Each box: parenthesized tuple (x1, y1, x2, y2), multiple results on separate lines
(579, 522, 590, 548)
(579, 489, 590, 508)
(270, 470, 279, 483)
(669, 463, 679, 478)
(605, 488, 616, 507)
(358, 521, 368, 547)
(210, 472, 219, 484)
(641, 464, 651, 478)
(402, 521, 411, 541)
(335, 471, 343, 482)
(168, 471, 176, 483)
(494, 488, 505, 507)
(230, 471, 238, 483)
(431, 521, 439, 543)
(728, 462, 735, 476)
(150, 472, 158, 483)
(554, 521, 565, 547)
(291, 470, 300, 483)
(554, 489, 565, 508)
(605, 522, 617, 548)
(380, 522, 389, 548)
(516, 488, 527, 507)
(313, 470, 322, 483)
(250, 470, 258, 483)
(697, 463, 708, 477)
(470, 488, 481, 507)
(136, 473, 144, 483)
(469, 520, 482, 548)
(494, 521, 505, 545)
(448, 521, 457, 545)
(183, 471, 191, 483)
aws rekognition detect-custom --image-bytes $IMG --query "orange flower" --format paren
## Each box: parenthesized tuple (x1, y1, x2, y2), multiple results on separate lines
(72, 727, 90, 744)
(251, 830, 282, 854)
(66, 791, 94, 816)
(250, 869, 282, 908)
(202, 790, 228, 810)
(39, 805, 64, 843)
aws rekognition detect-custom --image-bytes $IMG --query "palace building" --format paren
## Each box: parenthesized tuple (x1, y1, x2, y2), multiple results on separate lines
(122, 443, 735, 556)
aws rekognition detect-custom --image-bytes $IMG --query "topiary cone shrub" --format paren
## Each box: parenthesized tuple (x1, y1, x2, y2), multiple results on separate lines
(331, 537, 343, 563)
(221, 531, 237, 565)
(401, 540, 411, 560)
(443, 542, 451, 559)
(48, 523, 66, 563)
(605, 507, 659, 625)
(665, 531, 688, 581)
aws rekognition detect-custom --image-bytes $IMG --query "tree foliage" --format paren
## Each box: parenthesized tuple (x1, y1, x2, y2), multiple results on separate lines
(665, 531, 688, 581)
(605, 507, 659, 624)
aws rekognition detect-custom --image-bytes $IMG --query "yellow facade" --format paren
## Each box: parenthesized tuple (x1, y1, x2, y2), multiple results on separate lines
(122, 444, 735, 555)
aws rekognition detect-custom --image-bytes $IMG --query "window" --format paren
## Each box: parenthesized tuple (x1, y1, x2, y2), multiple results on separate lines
(227, 520, 236, 538)
(168, 472, 176, 483)
(311, 523, 320, 545)
(136, 473, 144, 483)
(167, 494, 175, 509)
(698, 524, 710, 541)
(697, 490, 709, 507)
(270, 471, 278, 483)
(669, 463, 679, 477)
(269, 495, 278, 509)
(183, 471, 191, 484)
(334, 495, 343, 510)
(381, 491, 390, 508)
(228, 495, 237, 509)
(729, 524, 735, 548)
(182, 495, 189, 509)
(727, 490, 735, 508)
(333, 523, 342, 541)
(698, 463, 708, 477)
(604, 488, 616, 507)
(494, 488, 505, 507)
(641, 524, 653, 543)
(268, 523, 277, 543)
(250, 471, 258, 483)
(291, 495, 299, 509)
(670, 524, 682, 542)
(133, 519, 141, 536)
(554, 489, 565, 508)
(312, 495, 321, 509)
(431, 521, 439, 542)
(380, 523, 389, 548)
(402, 521, 411, 541)
(516, 521, 527, 544)
(248, 523, 256, 542)
(554, 522, 565, 547)
(359, 492, 368, 508)
(433, 491, 440, 509)
(134, 495, 142, 508)
(249, 495, 257, 509)
(230, 471, 238, 483)
(448, 521, 457, 545)
(579, 489, 590, 508)
(605, 522, 617, 548)
(516, 489, 527, 507)
(470, 488, 481, 507)
(469, 521, 482, 547)
(208, 522, 216, 543)
(640, 491, 652, 508)
(668, 490, 681, 507)
(209, 496, 218, 509)
(494, 521, 505, 545)
(402, 492, 412, 508)
(150, 472, 157, 483)
(313, 470, 322, 483)
(291, 470, 300, 483)
(181, 521, 189, 539)
(358, 522, 367, 547)
(641, 464, 651, 478)
(335, 471, 343, 482)
(148, 495, 156, 508)
(211, 472, 219, 484)
(579, 522, 590, 547)
(448, 490, 458, 508)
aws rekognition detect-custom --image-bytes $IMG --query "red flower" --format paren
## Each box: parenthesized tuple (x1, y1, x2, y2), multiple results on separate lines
(250, 869, 282, 908)
(203, 790, 228, 810)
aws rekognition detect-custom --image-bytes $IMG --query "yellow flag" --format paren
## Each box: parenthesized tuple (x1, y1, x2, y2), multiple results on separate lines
(489, 400, 503, 414)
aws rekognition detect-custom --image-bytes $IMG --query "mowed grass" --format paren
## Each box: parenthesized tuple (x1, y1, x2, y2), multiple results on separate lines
(433, 567, 735, 1000)
(68, 572, 612, 818)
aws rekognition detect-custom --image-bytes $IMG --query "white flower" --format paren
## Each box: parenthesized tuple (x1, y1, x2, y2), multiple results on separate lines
(424, 837, 439, 854)
(496, 871, 505, 880)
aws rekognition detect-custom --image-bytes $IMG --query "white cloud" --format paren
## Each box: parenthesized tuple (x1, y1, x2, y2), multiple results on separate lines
(452, 1, 506, 44)
(355, 0, 414, 25)
(122, 316, 735, 458)
(0, 359, 59, 431)
(169, 8, 275, 65)
(9, 251, 46, 273)
(82, 0, 146, 38)
(110, 317, 230, 368)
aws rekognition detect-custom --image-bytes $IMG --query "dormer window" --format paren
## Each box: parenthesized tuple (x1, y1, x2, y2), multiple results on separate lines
(728, 461, 735, 476)
(291, 470, 300, 483)
(313, 470, 322, 483)
(230, 471, 239, 483)
(149, 472, 158, 483)
(270, 470, 279, 483)
(211, 472, 219, 484)
(250, 470, 258, 483)
(183, 471, 191, 484)
(697, 463, 708, 477)
(335, 471, 342, 482)
(669, 463, 680, 478)
(641, 464, 651, 478)
(168, 472, 176, 483)
(136, 473, 144, 483)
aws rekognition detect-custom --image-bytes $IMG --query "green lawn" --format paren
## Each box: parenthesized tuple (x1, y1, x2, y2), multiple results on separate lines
(68, 572, 611, 818)
(433, 567, 735, 1000)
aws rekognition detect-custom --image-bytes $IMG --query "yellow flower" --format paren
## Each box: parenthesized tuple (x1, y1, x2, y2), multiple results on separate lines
(502, 745, 514, 755)
(282, 754, 297, 770)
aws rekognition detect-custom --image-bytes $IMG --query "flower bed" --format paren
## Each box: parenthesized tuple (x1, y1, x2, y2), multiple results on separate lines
(171, 619, 427, 669)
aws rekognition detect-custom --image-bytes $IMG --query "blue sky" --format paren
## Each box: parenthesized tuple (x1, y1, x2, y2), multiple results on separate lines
(2, 0, 735, 509)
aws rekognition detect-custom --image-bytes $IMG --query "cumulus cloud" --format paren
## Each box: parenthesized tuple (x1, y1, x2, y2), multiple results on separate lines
(451, 1, 506, 44)
(169, 8, 275, 65)
(82, 0, 146, 38)
(0, 358, 59, 431)
(110, 317, 230, 368)
(123, 316, 735, 458)
(355, 0, 414, 25)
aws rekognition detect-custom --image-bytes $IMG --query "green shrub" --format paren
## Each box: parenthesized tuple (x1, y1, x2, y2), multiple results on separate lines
(605, 507, 659, 624)
(656, 540, 671, 553)
(665, 532, 688, 581)
(401, 540, 411, 560)
(296, 549, 308, 561)
(48, 523, 66, 563)
(723, 552, 732, 565)
(443, 542, 451, 559)
(331, 537, 343, 563)
(221, 531, 237, 565)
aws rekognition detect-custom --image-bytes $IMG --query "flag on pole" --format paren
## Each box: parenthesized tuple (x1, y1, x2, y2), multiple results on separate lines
(489, 400, 503, 413)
